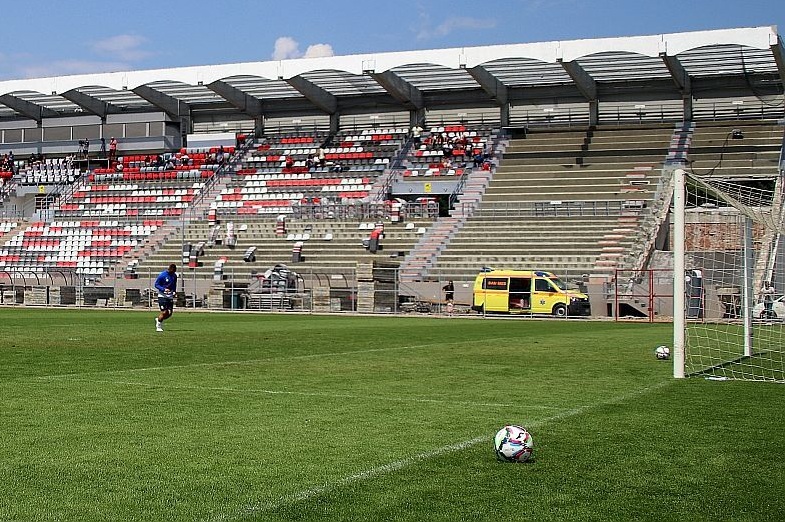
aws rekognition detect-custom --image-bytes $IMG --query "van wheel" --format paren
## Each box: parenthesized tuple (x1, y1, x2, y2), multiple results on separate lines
(552, 304, 567, 317)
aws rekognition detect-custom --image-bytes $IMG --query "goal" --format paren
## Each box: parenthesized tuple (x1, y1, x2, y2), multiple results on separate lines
(673, 168, 785, 382)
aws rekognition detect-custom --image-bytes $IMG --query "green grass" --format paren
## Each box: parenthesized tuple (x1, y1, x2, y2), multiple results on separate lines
(1, 309, 784, 521)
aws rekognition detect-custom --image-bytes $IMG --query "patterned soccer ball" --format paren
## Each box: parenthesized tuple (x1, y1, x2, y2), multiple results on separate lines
(494, 425, 534, 463)
(655, 345, 671, 360)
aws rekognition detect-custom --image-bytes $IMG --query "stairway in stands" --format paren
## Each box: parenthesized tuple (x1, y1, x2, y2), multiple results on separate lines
(399, 167, 493, 282)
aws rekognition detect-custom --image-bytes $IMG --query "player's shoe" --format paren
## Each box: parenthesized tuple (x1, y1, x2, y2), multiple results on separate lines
(156, 319, 163, 332)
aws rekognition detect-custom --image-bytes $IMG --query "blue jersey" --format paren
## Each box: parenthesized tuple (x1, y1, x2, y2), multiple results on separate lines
(154, 269, 178, 298)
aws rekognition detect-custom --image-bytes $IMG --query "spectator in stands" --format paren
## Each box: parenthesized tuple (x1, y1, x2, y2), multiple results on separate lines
(217, 145, 226, 164)
(368, 226, 382, 253)
(442, 142, 453, 158)
(99, 138, 106, 159)
(442, 280, 455, 314)
(108, 137, 118, 162)
(83, 138, 90, 159)
(411, 124, 423, 147)
(472, 150, 485, 168)
(285, 155, 294, 169)
(154, 263, 178, 332)
(317, 147, 326, 167)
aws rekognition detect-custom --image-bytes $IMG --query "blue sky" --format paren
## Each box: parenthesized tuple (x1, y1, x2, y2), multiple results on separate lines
(0, 0, 782, 80)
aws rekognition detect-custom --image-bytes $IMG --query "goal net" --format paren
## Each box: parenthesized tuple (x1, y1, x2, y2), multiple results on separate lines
(674, 169, 785, 382)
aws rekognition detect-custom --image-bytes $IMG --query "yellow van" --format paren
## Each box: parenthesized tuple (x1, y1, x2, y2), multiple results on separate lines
(472, 270, 591, 316)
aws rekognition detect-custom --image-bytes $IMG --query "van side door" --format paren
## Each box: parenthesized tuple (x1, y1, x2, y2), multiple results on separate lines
(533, 277, 558, 313)
(509, 277, 531, 312)
(481, 276, 509, 312)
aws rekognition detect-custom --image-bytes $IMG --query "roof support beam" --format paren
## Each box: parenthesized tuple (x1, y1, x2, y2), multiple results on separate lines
(660, 52, 694, 121)
(557, 59, 598, 125)
(771, 35, 785, 89)
(557, 58, 597, 101)
(410, 108, 426, 128)
(132, 85, 192, 142)
(285, 76, 338, 114)
(500, 103, 510, 128)
(207, 80, 264, 117)
(659, 53, 692, 93)
(369, 70, 424, 110)
(132, 85, 191, 119)
(466, 65, 508, 105)
(60, 89, 111, 119)
(0, 94, 58, 122)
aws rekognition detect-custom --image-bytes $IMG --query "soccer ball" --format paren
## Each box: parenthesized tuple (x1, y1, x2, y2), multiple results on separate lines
(494, 425, 534, 463)
(655, 345, 671, 360)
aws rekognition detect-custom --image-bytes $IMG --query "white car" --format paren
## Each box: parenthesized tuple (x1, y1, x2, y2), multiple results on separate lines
(752, 295, 785, 319)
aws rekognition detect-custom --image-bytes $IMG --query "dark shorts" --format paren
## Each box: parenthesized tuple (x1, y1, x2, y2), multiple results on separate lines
(158, 297, 174, 312)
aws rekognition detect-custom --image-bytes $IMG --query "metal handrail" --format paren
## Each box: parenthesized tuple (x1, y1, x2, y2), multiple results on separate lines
(466, 199, 632, 218)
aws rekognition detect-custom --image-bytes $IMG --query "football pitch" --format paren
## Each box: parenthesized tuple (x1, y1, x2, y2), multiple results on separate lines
(1, 309, 784, 521)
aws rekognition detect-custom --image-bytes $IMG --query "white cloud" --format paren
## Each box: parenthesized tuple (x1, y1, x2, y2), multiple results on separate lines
(91, 34, 151, 61)
(0, 35, 150, 80)
(429, 16, 497, 39)
(303, 43, 334, 59)
(273, 37, 335, 60)
(17, 60, 131, 79)
(272, 36, 301, 60)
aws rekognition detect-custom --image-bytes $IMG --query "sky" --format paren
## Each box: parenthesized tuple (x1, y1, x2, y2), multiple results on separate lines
(0, 0, 782, 81)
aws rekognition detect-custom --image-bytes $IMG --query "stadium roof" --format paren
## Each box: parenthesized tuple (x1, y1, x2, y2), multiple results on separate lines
(0, 26, 781, 121)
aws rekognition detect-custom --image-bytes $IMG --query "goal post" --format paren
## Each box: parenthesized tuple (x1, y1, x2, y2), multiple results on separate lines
(673, 168, 785, 382)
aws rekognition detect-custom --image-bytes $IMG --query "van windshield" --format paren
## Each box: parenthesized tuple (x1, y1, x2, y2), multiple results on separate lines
(550, 277, 567, 291)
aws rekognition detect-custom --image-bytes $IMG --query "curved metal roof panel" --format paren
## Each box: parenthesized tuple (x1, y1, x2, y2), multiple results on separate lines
(390, 63, 480, 90)
(11, 90, 82, 112)
(299, 69, 387, 96)
(143, 80, 228, 105)
(676, 44, 780, 77)
(575, 51, 672, 81)
(480, 57, 573, 86)
(73, 85, 155, 109)
(218, 75, 304, 99)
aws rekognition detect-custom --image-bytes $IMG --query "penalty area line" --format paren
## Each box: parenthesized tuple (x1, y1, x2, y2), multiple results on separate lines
(211, 379, 674, 521)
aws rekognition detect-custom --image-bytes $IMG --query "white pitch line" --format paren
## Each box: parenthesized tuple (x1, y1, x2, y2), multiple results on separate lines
(207, 379, 674, 522)
(45, 377, 560, 410)
(34, 336, 523, 381)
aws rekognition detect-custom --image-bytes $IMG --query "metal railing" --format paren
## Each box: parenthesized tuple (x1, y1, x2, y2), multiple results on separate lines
(0, 265, 635, 322)
(465, 200, 633, 218)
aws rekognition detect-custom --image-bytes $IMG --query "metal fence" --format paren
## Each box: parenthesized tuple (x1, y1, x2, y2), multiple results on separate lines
(0, 265, 671, 321)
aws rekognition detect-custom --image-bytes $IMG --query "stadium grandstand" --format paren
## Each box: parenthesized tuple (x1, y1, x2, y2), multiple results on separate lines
(0, 25, 782, 315)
